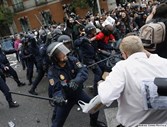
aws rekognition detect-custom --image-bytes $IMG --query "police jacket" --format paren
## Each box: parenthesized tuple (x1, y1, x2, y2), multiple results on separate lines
(48, 56, 88, 99)
(74, 36, 98, 61)
(0, 50, 10, 69)
(21, 45, 34, 62)
(39, 43, 52, 69)
(30, 41, 42, 63)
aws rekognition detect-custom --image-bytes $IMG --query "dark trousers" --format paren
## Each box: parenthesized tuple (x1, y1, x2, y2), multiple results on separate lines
(3, 66, 21, 85)
(20, 58, 26, 70)
(91, 65, 102, 96)
(52, 90, 99, 127)
(84, 59, 103, 96)
(15, 52, 20, 62)
(31, 64, 45, 90)
(0, 77, 12, 103)
(26, 61, 34, 84)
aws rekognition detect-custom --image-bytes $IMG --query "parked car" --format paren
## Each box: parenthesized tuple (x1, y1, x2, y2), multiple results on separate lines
(0, 37, 16, 54)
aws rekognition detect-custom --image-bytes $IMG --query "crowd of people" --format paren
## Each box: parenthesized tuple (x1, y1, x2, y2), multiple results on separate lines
(0, 0, 167, 127)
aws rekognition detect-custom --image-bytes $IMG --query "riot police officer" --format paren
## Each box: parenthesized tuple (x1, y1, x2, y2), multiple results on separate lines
(57, 34, 76, 55)
(29, 31, 52, 95)
(47, 42, 107, 127)
(0, 45, 25, 87)
(74, 23, 103, 96)
(0, 70, 19, 108)
(20, 36, 35, 85)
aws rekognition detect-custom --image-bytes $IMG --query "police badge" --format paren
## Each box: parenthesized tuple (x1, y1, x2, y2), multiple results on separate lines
(49, 79, 54, 86)
(60, 74, 65, 80)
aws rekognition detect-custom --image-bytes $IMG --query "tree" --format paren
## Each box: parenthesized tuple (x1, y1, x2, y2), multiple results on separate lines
(87, 0, 98, 14)
(0, 5, 14, 37)
(0, 6, 14, 25)
(70, 0, 98, 14)
(71, 0, 89, 9)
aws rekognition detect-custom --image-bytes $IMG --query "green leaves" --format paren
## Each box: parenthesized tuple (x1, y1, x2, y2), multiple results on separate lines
(70, 0, 97, 15)
(71, 0, 89, 9)
(0, 6, 14, 25)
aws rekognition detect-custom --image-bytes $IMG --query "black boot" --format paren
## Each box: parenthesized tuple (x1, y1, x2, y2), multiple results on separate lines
(17, 82, 26, 87)
(9, 101, 19, 108)
(90, 120, 107, 127)
(29, 89, 38, 95)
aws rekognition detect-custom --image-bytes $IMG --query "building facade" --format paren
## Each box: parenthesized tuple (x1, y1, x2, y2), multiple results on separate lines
(5, 0, 111, 34)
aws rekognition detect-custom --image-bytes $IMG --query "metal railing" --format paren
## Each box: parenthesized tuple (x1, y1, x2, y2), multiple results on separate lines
(13, 2, 24, 13)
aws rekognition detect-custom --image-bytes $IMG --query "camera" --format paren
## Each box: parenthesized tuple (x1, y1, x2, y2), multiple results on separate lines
(62, 4, 67, 10)
(62, 4, 71, 15)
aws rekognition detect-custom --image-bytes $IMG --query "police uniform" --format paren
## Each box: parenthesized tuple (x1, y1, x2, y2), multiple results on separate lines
(47, 42, 106, 127)
(74, 23, 104, 95)
(75, 36, 103, 95)
(28, 44, 44, 94)
(0, 70, 19, 108)
(20, 40, 34, 85)
(29, 40, 51, 95)
(0, 49, 25, 86)
(48, 56, 101, 127)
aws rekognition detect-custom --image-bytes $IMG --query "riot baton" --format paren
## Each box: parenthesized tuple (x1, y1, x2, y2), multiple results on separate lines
(9, 91, 54, 101)
(87, 54, 120, 68)
(87, 56, 111, 68)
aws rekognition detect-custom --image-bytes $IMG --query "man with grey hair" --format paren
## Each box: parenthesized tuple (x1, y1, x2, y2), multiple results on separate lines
(98, 35, 167, 126)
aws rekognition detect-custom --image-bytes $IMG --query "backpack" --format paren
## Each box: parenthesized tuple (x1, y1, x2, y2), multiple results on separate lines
(139, 22, 166, 47)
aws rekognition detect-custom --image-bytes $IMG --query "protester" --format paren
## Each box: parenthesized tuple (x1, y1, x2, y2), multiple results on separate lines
(146, 3, 167, 58)
(98, 35, 167, 127)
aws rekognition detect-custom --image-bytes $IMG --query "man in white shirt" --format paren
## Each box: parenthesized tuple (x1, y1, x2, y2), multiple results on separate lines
(98, 35, 167, 127)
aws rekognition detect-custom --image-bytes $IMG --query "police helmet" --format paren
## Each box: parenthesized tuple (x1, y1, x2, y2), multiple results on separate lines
(52, 29, 62, 36)
(47, 42, 70, 58)
(57, 35, 71, 43)
(57, 35, 73, 50)
(39, 29, 47, 42)
(85, 23, 96, 35)
(52, 29, 62, 41)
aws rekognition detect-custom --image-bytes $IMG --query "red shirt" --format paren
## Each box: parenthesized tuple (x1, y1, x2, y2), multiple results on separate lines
(95, 32, 115, 44)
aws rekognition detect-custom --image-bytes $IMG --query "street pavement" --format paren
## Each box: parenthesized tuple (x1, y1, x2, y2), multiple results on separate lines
(0, 54, 118, 127)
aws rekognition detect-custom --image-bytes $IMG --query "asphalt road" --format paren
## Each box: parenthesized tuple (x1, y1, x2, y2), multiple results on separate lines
(0, 54, 112, 127)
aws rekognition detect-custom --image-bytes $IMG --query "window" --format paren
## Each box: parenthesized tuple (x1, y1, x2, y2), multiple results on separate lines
(12, 0, 24, 12)
(19, 16, 30, 32)
(12, 0, 22, 4)
(35, 0, 47, 6)
(40, 10, 52, 25)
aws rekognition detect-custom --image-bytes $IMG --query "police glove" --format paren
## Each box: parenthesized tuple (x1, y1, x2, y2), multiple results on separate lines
(53, 95, 67, 106)
(68, 80, 79, 91)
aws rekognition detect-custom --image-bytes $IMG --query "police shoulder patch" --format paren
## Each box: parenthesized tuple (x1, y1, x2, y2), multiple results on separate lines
(76, 62, 82, 68)
(49, 79, 55, 86)
(60, 74, 65, 80)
